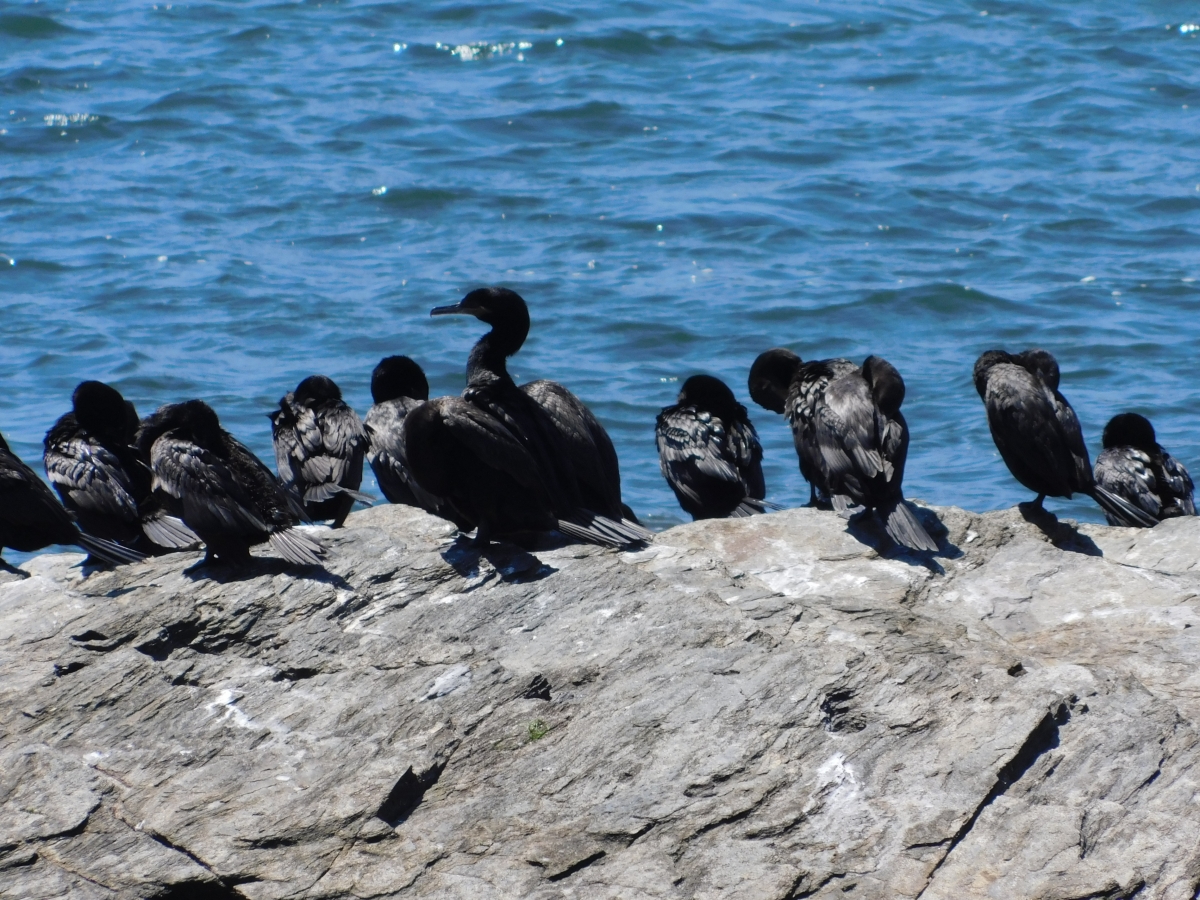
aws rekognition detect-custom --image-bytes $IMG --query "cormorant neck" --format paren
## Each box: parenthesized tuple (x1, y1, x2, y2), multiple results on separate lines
(466, 322, 525, 388)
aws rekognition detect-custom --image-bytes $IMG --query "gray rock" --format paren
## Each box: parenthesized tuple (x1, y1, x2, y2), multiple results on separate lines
(2, 503, 1199, 899)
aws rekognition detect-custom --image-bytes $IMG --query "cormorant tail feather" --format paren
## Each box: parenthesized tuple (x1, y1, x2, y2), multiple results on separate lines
(141, 513, 200, 549)
(77, 533, 145, 566)
(1091, 486, 1159, 528)
(880, 500, 939, 553)
(268, 528, 326, 566)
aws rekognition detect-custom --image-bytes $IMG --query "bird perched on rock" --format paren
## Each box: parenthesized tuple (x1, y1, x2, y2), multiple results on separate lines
(1094, 412, 1194, 527)
(138, 400, 324, 568)
(750, 349, 937, 551)
(410, 286, 649, 547)
(363, 356, 447, 517)
(0, 429, 143, 569)
(973, 349, 1156, 526)
(43, 380, 197, 553)
(269, 375, 370, 527)
(655, 374, 772, 520)
(749, 347, 854, 509)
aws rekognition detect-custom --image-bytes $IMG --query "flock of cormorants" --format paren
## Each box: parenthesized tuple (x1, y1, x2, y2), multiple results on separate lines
(0, 286, 1194, 575)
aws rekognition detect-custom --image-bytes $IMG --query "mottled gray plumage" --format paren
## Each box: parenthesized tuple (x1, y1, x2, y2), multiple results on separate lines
(973, 350, 1157, 527)
(139, 401, 323, 568)
(750, 349, 935, 551)
(656, 374, 769, 520)
(1094, 412, 1195, 527)
(270, 375, 369, 527)
(43, 382, 197, 553)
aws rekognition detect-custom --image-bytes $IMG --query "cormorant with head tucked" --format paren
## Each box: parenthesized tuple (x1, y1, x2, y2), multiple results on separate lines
(973, 349, 1156, 526)
(409, 286, 649, 547)
(656, 374, 771, 520)
(138, 400, 324, 568)
(43, 381, 198, 553)
(270, 375, 370, 528)
(1094, 412, 1195, 526)
(750, 348, 937, 552)
(363, 355, 451, 519)
(0, 429, 143, 569)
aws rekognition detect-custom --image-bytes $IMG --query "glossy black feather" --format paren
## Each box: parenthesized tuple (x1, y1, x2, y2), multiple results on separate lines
(139, 401, 324, 567)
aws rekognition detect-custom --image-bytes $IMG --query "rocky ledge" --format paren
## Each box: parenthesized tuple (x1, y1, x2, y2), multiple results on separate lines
(2, 503, 1200, 900)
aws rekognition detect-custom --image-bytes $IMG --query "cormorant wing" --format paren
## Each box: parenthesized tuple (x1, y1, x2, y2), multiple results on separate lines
(727, 417, 766, 500)
(1159, 451, 1196, 516)
(1049, 387, 1095, 490)
(983, 366, 1077, 492)
(814, 373, 889, 496)
(656, 406, 741, 510)
(150, 437, 269, 535)
(44, 435, 140, 523)
(522, 379, 622, 513)
(0, 446, 78, 541)
(437, 398, 548, 492)
(1094, 447, 1161, 523)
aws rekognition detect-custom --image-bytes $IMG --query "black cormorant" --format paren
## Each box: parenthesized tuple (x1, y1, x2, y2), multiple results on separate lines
(415, 286, 649, 546)
(973, 349, 1156, 526)
(749, 347, 857, 509)
(1094, 412, 1195, 526)
(363, 356, 447, 516)
(138, 400, 324, 567)
(750, 348, 937, 551)
(0, 430, 143, 568)
(655, 374, 771, 520)
(43, 381, 197, 552)
(269, 375, 370, 528)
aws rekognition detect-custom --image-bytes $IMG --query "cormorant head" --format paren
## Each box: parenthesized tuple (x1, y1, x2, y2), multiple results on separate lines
(862, 356, 905, 415)
(678, 374, 740, 422)
(972, 350, 1013, 399)
(1103, 412, 1157, 452)
(138, 400, 224, 455)
(1015, 348, 1060, 390)
(294, 374, 342, 405)
(73, 380, 134, 442)
(431, 287, 531, 355)
(371, 356, 429, 404)
(748, 348, 801, 414)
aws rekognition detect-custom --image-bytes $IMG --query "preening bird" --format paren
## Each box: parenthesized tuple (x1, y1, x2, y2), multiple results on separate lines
(408, 286, 649, 547)
(269, 375, 370, 528)
(1094, 412, 1195, 527)
(0, 429, 143, 568)
(749, 348, 936, 551)
(655, 374, 771, 520)
(749, 348, 856, 509)
(973, 349, 1156, 527)
(363, 356, 449, 518)
(43, 380, 197, 553)
(138, 400, 324, 567)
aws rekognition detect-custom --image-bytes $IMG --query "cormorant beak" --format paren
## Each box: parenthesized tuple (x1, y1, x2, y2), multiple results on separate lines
(430, 302, 478, 318)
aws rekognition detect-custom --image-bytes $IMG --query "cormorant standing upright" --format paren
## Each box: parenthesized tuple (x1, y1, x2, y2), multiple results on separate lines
(655, 374, 770, 520)
(43, 380, 197, 552)
(363, 355, 449, 517)
(1094, 412, 1195, 526)
(408, 286, 649, 547)
(0, 429, 143, 568)
(269, 375, 370, 527)
(973, 349, 1156, 526)
(138, 400, 324, 567)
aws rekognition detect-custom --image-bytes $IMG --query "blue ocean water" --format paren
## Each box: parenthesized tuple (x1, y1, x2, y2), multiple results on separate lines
(2, 1, 1199, 543)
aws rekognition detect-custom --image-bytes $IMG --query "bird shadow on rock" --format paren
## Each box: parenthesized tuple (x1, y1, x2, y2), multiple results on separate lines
(183, 556, 353, 588)
(845, 505, 961, 574)
(441, 535, 556, 584)
(1018, 502, 1102, 557)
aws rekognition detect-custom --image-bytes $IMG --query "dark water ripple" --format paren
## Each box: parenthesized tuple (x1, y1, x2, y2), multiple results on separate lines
(3, 0, 1200, 544)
